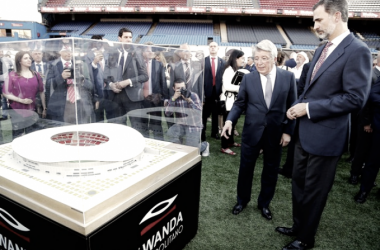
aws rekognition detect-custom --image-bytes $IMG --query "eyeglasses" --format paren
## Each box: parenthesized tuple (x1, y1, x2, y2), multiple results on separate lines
(254, 57, 270, 63)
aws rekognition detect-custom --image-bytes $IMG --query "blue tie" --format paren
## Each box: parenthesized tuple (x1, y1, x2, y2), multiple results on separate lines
(36, 63, 42, 73)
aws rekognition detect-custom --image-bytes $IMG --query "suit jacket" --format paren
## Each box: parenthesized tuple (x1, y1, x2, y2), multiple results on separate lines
(31, 62, 48, 76)
(110, 51, 148, 102)
(204, 56, 225, 99)
(47, 60, 96, 119)
(227, 68, 297, 147)
(297, 62, 310, 98)
(372, 67, 380, 83)
(296, 33, 372, 156)
(149, 59, 165, 97)
(369, 75, 380, 130)
(172, 60, 204, 101)
(244, 64, 256, 72)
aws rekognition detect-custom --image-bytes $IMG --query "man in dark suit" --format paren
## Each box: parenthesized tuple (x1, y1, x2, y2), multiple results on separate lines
(47, 46, 102, 124)
(31, 50, 48, 117)
(221, 39, 296, 220)
(279, 62, 311, 178)
(106, 28, 148, 129)
(277, 1, 372, 249)
(140, 44, 166, 140)
(172, 43, 203, 103)
(348, 55, 380, 184)
(202, 42, 225, 141)
(354, 75, 380, 203)
(244, 56, 256, 72)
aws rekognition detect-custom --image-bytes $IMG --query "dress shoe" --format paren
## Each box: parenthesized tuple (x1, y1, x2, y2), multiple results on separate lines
(282, 240, 314, 250)
(258, 206, 272, 220)
(275, 227, 298, 237)
(348, 174, 359, 185)
(232, 203, 246, 215)
(278, 168, 292, 178)
(354, 191, 368, 203)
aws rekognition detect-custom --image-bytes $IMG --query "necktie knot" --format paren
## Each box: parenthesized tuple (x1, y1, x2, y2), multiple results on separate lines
(65, 61, 70, 67)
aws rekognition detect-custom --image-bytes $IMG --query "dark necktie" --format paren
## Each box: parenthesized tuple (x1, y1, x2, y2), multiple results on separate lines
(184, 62, 190, 86)
(119, 52, 125, 71)
(36, 63, 42, 73)
(311, 42, 333, 81)
(211, 58, 216, 86)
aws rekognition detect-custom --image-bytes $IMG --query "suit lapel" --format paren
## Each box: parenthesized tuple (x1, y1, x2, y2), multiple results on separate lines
(251, 71, 267, 109)
(309, 34, 353, 86)
(269, 69, 283, 109)
(123, 53, 133, 74)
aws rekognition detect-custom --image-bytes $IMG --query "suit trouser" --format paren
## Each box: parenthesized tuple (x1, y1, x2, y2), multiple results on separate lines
(201, 95, 219, 141)
(281, 120, 299, 175)
(359, 128, 380, 193)
(350, 125, 373, 175)
(221, 111, 236, 148)
(237, 131, 282, 208)
(112, 90, 142, 131)
(140, 99, 164, 140)
(292, 139, 340, 244)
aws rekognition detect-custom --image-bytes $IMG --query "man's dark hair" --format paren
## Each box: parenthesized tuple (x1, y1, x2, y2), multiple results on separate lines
(118, 28, 133, 38)
(91, 35, 103, 40)
(173, 78, 185, 87)
(247, 56, 253, 60)
(313, 0, 348, 22)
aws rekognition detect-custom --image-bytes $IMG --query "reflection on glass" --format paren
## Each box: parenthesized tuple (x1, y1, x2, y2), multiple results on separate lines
(0, 38, 204, 151)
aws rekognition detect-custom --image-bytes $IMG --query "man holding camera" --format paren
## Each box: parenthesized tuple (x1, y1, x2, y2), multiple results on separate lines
(165, 79, 208, 155)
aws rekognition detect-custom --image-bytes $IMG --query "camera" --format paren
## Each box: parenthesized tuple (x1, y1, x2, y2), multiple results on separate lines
(63, 67, 74, 79)
(180, 87, 191, 98)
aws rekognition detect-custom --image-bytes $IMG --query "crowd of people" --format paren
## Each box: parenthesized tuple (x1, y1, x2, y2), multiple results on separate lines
(0, 0, 379, 249)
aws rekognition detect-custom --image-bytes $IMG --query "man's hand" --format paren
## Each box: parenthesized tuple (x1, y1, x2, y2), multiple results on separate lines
(61, 69, 71, 80)
(110, 82, 121, 93)
(287, 103, 307, 120)
(95, 101, 99, 110)
(172, 89, 181, 101)
(364, 124, 373, 133)
(93, 52, 103, 65)
(221, 122, 232, 139)
(116, 79, 131, 89)
(280, 133, 291, 147)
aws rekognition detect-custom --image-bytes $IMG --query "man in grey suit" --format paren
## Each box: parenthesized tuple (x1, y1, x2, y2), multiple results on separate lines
(277, 1, 372, 249)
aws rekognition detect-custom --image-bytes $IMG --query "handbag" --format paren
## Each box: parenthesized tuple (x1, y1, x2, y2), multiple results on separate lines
(231, 71, 245, 85)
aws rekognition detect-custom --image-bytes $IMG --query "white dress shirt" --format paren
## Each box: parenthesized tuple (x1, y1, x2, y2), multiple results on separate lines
(259, 64, 277, 97)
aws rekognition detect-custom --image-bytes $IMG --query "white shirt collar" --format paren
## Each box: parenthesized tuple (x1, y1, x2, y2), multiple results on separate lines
(330, 30, 350, 47)
(375, 65, 380, 72)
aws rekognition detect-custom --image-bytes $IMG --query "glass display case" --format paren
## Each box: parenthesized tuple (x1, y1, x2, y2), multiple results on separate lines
(0, 38, 203, 250)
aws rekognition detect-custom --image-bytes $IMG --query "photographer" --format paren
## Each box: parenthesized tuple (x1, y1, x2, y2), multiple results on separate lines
(47, 47, 98, 124)
(165, 79, 209, 156)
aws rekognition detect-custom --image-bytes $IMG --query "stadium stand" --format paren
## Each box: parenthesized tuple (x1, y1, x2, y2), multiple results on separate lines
(226, 23, 258, 43)
(192, 0, 253, 8)
(252, 23, 286, 46)
(348, 0, 380, 12)
(282, 24, 320, 46)
(67, 0, 122, 6)
(50, 21, 93, 36)
(45, 0, 68, 7)
(153, 22, 214, 36)
(84, 20, 152, 41)
(125, 0, 187, 7)
(258, 0, 318, 10)
(139, 35, 220, 46)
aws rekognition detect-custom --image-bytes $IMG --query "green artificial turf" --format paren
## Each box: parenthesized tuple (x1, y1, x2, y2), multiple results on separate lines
(183, 116, 380, 250)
